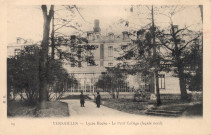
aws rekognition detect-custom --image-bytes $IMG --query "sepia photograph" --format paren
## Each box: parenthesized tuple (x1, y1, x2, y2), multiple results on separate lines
(1, 1, 211, 135)
(6, 5, 203, 118)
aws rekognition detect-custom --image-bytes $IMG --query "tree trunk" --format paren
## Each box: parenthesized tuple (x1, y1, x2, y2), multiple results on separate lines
(178, 66, 188, 100)
(175, 51, 188, 100)
(51, 13, 55, 59)
(151, 5, 161, 106)
(39, 5, 54, 108)
(155, 70, 161, 105)
(171, 23, 188, 101)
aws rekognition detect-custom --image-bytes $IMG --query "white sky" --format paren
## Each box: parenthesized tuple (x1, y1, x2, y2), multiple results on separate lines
(7, 5, 202, 43)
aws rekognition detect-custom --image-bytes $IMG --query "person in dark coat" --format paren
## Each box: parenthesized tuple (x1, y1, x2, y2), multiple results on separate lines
(80, 91, 85, 107)
(96, 92, 101, 108)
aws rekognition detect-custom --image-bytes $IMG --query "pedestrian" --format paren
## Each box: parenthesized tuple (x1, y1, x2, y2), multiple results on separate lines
(80, 91, 85, 107)
(96, 92, 101, 108)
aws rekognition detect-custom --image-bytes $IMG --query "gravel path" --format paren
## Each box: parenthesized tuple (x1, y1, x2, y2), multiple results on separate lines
(61, 99, 139, 117)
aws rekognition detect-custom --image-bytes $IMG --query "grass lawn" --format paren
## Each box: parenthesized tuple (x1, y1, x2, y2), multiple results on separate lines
(182, 103, 202, 117)
(101, 99, 202, 117)
(7, 100, 69, 117)
(101, 99, 149, 115)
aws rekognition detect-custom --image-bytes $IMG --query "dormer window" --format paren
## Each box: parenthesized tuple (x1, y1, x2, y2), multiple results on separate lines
(108, 63, 113, 67)
(108, 32, 115, 40)
(122, 31, 129, 40)
(87, 32, 94, 41)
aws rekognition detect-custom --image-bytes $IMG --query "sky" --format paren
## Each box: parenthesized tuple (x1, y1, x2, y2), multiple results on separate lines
(7, 5, 202, 43)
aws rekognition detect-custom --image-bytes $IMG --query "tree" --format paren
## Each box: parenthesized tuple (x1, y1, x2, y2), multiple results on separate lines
(7, 45, 40, 104)
(151, 5, 161, 105)
(47, 58, 78, 100)
(50, 5, 85, 60)
(95, 66, 128, 99)
(39, 5, 54, 106)
(7, 45, 78, 104)
(39, 5, 96, 107)
(157, 22, 202, 100)
(116, 5, 162, 105)
(116, 5, 202, 102)
(182, 40, 202, 91)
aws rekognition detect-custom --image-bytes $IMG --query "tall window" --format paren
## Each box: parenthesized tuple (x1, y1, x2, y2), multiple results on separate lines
(158, 74, 165, 89)
(108, 46, 113, 57)
(100, 44, 104, 59)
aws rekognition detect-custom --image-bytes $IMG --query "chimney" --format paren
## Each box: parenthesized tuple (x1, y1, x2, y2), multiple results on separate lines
(93, 19, 101, 33)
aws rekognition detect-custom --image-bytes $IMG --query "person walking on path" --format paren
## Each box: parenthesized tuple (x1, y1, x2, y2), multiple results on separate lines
(96, 92, 101, 108)
(80, 91, 85, 107)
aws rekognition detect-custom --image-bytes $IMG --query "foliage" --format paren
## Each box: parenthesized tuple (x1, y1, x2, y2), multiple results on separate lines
(182, 44, 202, 91)
(47, 59, 78, 100)
(7, 45, 40, 104)
(95, 66, 128, 98)
(134, 89, 150, 102)
(116, 28, 160, 76)
(7, 45, 78, 104)
(54, 36, 97, 67)
(117, 5, 203, 101)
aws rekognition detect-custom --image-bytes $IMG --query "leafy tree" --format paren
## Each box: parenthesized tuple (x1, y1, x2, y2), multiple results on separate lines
(95, 66, 128, 99)
(7, 45, 40, 105)
(116, 5, 164, 105)
(7, 45, 78, 104)
(182, 41, 202, 91)
(47, 59, 78, 100)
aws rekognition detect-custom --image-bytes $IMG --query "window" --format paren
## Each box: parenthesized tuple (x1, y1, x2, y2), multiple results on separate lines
(71, 63, 75, 67)
(100, 44, 104, 59)
(78, 61, 82, 67)
(14, 49, 21, 56)
(108, 46, 113, 57)
(158, 74, 165, 89)
(108, 63, 113, 67)
(121, 45, 128, 50)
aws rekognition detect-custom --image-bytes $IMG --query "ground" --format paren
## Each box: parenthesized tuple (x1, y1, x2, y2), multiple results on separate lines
(7, 100, 69, 117)
(101, 99, 149, 115)
(100, 98, 202, 117)
(61, 99, 138, 117)
(7, 97, 202, 117)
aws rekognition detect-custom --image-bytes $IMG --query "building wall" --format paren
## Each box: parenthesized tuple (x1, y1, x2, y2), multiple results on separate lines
(159, 71, 181, 94)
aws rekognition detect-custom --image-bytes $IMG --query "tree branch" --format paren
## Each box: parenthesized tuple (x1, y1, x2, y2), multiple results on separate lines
(178, 35, 201, 51)
(54, 20, 72, 31)
(48, 5, 54, 19)
(157, 36, 174, 52)
(41, 5, 47, 21)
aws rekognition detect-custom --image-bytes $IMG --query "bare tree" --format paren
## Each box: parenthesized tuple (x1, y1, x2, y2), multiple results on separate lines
(156, 6, 202, 100)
